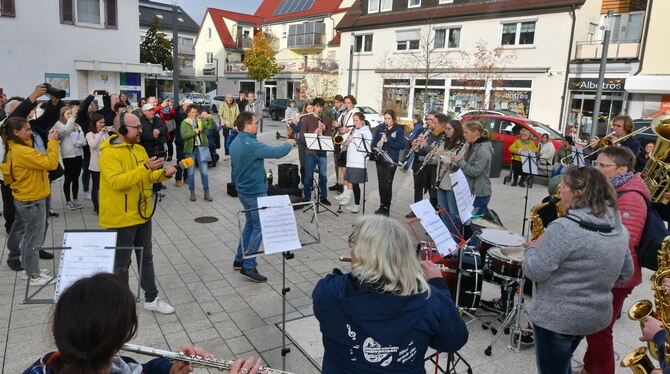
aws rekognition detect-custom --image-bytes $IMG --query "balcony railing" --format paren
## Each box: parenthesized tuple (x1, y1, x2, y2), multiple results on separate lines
(236, 37, 252, 49)
(287, 33, 326, 49)
(574, 39, 641, 60)
(225, 58, 338, 74)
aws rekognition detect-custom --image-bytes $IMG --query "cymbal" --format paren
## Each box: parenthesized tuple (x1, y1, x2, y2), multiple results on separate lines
(471, 218, 505, 230)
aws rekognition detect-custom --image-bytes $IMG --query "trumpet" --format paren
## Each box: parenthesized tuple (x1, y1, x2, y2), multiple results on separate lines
(121, 344, 294, 373)
(560, 125, 651, 166)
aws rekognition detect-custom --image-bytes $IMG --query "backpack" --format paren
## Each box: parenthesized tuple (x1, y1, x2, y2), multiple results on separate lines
(619, 190, 670, 271)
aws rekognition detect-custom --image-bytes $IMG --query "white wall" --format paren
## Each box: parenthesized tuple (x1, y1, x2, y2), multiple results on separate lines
(0, 0, 140, 99)
(194, 13, 228, 77)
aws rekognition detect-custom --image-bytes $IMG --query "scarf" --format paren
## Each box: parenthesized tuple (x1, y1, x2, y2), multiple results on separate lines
(610, 171, 634, 189)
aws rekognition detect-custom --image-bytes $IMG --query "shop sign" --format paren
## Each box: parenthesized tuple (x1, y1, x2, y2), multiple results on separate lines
(568, 78, 626, 91)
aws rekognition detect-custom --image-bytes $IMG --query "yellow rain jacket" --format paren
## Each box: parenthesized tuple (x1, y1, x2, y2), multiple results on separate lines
(2, 139, 59, 202)
(508, 139, 538, 162)
(98, 134, 170, 228)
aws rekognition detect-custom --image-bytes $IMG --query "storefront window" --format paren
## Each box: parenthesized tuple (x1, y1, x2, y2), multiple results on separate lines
(413, 88, 445, 116)
(382, 86, 410, 118)
(448, 89, 485, 114)
(490, 90, 532, 117)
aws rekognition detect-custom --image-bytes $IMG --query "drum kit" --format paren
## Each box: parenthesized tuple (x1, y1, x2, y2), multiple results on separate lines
(419, 221, 531, 357)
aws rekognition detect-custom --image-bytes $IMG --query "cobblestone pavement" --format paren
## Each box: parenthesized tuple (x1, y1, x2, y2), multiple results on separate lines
(0, 119, 653, 373)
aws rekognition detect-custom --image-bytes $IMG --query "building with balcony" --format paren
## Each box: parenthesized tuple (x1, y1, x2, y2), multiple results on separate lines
(336, 0, 602, 129)
(0, 0, 162, 103)
(139, 0, 202, 96)
(194, 0, 353, 107)
(565, 0, 650, 138)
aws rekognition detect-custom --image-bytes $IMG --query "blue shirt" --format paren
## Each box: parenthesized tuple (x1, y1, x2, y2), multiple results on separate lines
(230, 131, 292, 196)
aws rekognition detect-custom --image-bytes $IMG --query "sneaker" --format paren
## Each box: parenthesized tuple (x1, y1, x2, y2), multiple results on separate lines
(320, 198, 331, 206)
(347, 205, 361, 213)
(29, 273, 53, 286)
(73, 200, 83, 209)
(49, 209, 59, 217)
(240, 267, 267, 282)
(328, 184, 341, 191)
(233, 261, 243, 270)
(22, 269, 51, 280)
(65, 201, 77, 210)
(39, 250, 54, 260)
(374, 206, 389, 216)
(7, 259, 23, 271)
(223, 155, 229, 161)
(175, 180, 183, 187)
(84, 191, 92, 200)
(144, 296, 175, 314)
(160, 184, 167, 190)
(158, 190, 165, 197)
(334, 192, 348, 200)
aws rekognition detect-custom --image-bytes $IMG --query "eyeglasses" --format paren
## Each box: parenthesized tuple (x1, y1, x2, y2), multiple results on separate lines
(126, 125, 141, 130)
(594, 161, 617, 169)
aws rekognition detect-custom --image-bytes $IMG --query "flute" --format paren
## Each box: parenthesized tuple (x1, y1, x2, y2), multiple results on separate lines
(121, 344, 295, 373)
(339, 257, 452, 272)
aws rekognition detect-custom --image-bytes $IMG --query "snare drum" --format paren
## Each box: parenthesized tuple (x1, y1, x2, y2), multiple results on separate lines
(435, 247, 483, 311)
(485, 246, 525, 282)
(475, 228, 526, 259)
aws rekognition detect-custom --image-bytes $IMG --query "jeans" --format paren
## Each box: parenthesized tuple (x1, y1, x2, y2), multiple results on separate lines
(437, 188, 462, 239)
(534, 325, 583, 374)
(63, 156, 82, 201)
(81, 153, 90, 192)
(551, 165, 567, 177)
(12, 199, 47, 275)
(376, 161, 397, 208)
(304, 152, 328, 200)
(186, 150, 209, 191)
(91, 171, 100, 213)
(472, 196, 491, 217)
(583, 287, 633, 374)
(114, 221, 158, 302)
(235, 194, 266, 269)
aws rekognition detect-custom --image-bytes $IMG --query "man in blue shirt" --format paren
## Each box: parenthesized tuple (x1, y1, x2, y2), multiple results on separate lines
(230, 112, 294, 282)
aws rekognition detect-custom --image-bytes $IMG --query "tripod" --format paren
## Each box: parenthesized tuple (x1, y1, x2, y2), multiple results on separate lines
(483, 276, 529, 356)
(303, 166, 338, 218)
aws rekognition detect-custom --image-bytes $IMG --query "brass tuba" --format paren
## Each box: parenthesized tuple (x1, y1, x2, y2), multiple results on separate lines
(628, 299, 660, 360)
(642, 114, 670, 204)
(621, 347, 657, 374)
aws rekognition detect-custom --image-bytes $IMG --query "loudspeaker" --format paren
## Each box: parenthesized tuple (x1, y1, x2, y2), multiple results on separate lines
(278, 163, 299, 189)
(268, 184, 302, 197)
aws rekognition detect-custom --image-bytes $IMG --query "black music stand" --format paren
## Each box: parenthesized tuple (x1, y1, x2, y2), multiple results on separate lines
(518, 151, 550, 236)
(303, 134, 338, 217)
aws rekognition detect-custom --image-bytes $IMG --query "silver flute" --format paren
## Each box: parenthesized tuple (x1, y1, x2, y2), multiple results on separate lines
(121, 344, 295, 374)
(339, 256, 452, 273)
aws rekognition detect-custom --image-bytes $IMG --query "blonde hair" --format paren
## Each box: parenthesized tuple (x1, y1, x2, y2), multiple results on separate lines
(464, 121, 489, 140)
(59, 106, 72, 124)
(351, 215, 430, 296)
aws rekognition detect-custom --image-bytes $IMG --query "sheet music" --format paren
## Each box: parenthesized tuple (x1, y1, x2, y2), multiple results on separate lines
(571, 146, 585, 166)
(410, 199, 458, 255)
(519, 150, 539, 175)
(257, 195, 302, 255)
(304, 134, 335, 152)
(54, 231, 117, 301)
(449, 169, 476, 223)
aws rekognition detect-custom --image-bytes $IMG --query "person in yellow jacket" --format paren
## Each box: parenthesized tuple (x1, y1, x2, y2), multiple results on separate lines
(99, 111, 176, 314)
(180, 104, 216, 202)
(508, 128, 538, 187)
(218, 93, 239, 161)
(0, 117, 59, 285)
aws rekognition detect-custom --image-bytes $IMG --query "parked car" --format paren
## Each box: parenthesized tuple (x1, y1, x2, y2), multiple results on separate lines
(268, 99, 305, 120)
(461, 113, 565, 164)
(357, 106, 383, 129)
(161, 92, 211, 110)
(210, 95, 226, 113)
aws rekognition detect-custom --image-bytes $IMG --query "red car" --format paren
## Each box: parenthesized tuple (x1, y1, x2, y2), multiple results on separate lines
(460, 111, 564, 164)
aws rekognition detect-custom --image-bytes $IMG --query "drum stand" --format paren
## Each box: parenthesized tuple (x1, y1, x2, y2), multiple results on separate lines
(483, 276, 528, 356)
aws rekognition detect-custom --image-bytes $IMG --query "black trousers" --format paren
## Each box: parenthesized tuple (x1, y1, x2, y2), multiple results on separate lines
(376, 161, 397, 208)
(221, 127, 230, 155)
(511, 160, 528, 184)
(91, 171, 100, 213)
(352, 183, 361, 205)
(63, 156, 82, 201)
(114, 221, 158, 302)
(1, 181, 14, 234)
(167, 131, 175, 159)
(175, 140, 185, 181)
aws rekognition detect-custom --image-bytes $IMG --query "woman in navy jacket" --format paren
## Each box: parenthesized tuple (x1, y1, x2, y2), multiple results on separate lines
(313, 215, 468, 374)
(371, 109, 408, 216)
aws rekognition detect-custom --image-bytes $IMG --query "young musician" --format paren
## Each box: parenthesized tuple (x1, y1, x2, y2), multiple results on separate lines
(405, 111, 443, 218)
(451, 121, 493, 218)
(330, 95, 360, 194)
(610, 115, 641, 156)
(371, 109, 408, 216)
(299, 98, 333, 205)
(313, 215, 468, 373)
(334, 112, 372, 213)
(524, 166, 633, 374)
(434, 119, 467, 238)
(329, 94, 347, 193)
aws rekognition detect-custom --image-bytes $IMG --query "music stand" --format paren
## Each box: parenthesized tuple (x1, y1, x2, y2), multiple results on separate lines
(303, 134, 338, 217)
(236, 199, 319, 371)
(518, 151, 550, 236)
(571, 146, 586, 166)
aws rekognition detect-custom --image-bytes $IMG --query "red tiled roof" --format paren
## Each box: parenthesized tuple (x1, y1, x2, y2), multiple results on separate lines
(256, 0, 345, 23)
(206, 8, 264, 48)
(337, 0, 586, 31)
(328, 31, 341, 46)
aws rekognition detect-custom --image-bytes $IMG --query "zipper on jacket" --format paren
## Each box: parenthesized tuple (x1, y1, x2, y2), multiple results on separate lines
(124, 194, 128, 212)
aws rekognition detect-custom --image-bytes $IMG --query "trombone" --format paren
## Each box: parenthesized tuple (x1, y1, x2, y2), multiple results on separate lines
(560, 125, 651, 166)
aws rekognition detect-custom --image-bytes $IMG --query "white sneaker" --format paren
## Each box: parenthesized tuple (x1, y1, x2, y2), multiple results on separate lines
(29, 273, 53, 286)
(65, 201, 77, 210)
(223, 155, 229, 161)
(84, 191, 92, 200)
(334, 190, 350, 201)
(22, 269, 51, 280)
(73, 200, 83, 209)
(144, 296, 175, 314)
(347, 205, 361, 213)
(340, 191, 354, 206)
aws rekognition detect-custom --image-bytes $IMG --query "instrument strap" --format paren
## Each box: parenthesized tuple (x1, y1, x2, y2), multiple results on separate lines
(562, 215, 613, 233)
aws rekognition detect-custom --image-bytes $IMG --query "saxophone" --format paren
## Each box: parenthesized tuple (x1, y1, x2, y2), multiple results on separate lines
(621, 236, 670, 373)
(529, 195, 565, 241)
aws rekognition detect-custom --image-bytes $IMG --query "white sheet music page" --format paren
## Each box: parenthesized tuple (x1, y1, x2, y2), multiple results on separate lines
(519, 150, 538, 175)
(449, 169, 476, 223)
(410, 199, 458, 256)
(258, 195, 302, 255)
(54, 231, 117, 302)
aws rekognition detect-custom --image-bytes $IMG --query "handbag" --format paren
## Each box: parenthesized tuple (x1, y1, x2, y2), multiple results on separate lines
(165, 119, 176, 133)
(197, 145, 212, 163)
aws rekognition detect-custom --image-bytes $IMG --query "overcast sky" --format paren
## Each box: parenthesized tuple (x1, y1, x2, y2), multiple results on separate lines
(152, 0, 264, 21)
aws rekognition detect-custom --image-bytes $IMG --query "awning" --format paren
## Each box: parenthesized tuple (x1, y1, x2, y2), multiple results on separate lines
(625, 75, 670, 94)
(74, 60, 164, 75)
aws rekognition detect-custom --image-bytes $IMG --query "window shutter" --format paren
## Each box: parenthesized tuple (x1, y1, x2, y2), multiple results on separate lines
(105, 0, 117, 29)
(1, 0, 16, 17)
(60, 0, 74, 24)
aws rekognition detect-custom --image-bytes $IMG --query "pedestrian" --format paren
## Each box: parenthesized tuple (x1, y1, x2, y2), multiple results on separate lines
(180, 104, 215, 202)
(54, 105, 86, 210)
(98, 111, 175, 314)
(139, 102, 167, 196)
(219, 93, 239, 161)
(236, 90, 248, 112)
(85, 112, 110, 214)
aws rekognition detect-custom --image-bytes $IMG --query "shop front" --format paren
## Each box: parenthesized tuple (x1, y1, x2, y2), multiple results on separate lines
(565, 77, 626, 140)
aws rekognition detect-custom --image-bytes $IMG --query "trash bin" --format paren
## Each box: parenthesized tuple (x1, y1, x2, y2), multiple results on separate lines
(489, 140, 503, 178)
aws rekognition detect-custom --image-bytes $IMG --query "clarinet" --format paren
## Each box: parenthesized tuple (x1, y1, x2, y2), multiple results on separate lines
(121, 344, 295, 373)
(414, 134, 446, 176)
(401, 128, 431, 164)
(434, 140, 466, 187)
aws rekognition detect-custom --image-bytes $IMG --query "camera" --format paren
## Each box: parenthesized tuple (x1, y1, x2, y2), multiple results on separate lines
(96, 90, 108, 96)
(43, 83, 66, 99)
(154, 150, 167, 159)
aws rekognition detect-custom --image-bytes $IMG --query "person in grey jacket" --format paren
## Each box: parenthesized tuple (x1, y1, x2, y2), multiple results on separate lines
(451, 120, 493, 217)
(523, 166, 633, 374)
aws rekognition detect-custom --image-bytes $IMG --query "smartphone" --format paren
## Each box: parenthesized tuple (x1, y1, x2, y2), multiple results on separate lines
(96, 90, 108, 96)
